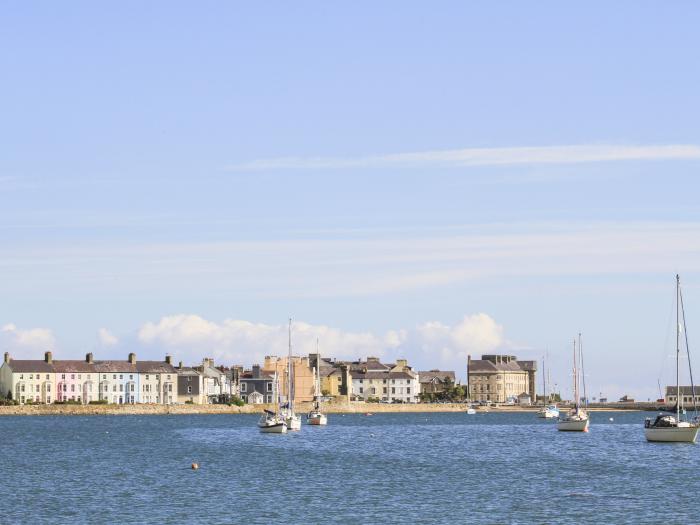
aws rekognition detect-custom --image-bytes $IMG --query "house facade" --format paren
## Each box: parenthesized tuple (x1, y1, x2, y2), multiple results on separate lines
(0, 352, 55, 404)
(665, 386, 700, 407)
(418, 370, 456, 396)
(263, 355, 315, 403)
(239, 365, 273, 404)
(176, 364, 204, 404)
(350, 358, 420, 403)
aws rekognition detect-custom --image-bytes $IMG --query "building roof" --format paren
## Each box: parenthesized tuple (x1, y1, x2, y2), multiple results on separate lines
(518, 360, 537, 372)
(93, 361, 138, 373)
(417, 370, 456, 383)
(52, 360, 96, 373)
(468, 360, 526, 373)
(135, 361, 177, 374)
(666, 386, 700, 395)
(6, 360, 55, 373)
(351, 371, 415, 380)
(177, 367, 201, 376)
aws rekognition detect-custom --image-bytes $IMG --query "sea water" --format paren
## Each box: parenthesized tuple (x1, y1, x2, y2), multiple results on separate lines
(0, 411, 696, 524)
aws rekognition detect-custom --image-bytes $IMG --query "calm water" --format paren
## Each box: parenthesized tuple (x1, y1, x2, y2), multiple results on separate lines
(0, 411, 697, 524)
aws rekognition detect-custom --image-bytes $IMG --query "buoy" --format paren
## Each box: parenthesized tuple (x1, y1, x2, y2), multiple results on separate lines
(609, 417, 614, 422)
(191, 463, 199, 470)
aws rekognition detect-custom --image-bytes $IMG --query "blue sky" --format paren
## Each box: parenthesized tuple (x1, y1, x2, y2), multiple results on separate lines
(2, 2, 700, 400)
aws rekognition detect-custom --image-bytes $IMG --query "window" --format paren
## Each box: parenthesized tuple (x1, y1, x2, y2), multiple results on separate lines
(119, 385, 123, 392)
(392, 379, 395, 384)
(187, 386, 192, 394)
(167, 375, 171, 380)
(113, 375, 116, 380)
(359, 387, 363, 394)
(359, 379, 363, 384)
(47, 396, 51, 403)
(130, 375, 133, 380)
(130, 384, 134, 392)
(46, 374, 49, 380)
(241, 383, 247, 392)
(119, 375, 123, 380)
(187, 376, 191, 382)
(71, 374, 75, 380)
(146, 375, 149, 380)
(36, 385, 40, 392)
(383, 387, 387, 394)
(392, 387, 396, 394)
(71, 385, 75, 392)
(20, 375, 23, 380)
(62, 384, 67, 392)
(407, 388, 410, 394)
(113, 385, 117, 392)
(266, 383, 272, 392)
(383, 379, 387, 384)
(47, 385, 51, 392)
(371, 387, 376, 395)
(103, 375, 106, 380)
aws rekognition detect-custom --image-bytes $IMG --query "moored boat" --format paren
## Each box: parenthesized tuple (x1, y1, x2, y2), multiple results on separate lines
(258, 372, 287, 434)
(645, 275, 699, 443)
(557, 335, 589, 432)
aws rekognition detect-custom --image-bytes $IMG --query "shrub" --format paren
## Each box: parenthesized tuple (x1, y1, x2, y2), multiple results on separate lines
(230, 395, 245, 407)
(89, 399, 109, 405)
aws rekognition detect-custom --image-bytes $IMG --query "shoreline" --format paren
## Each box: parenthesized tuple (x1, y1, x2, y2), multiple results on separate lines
(0, 402, 653, 416)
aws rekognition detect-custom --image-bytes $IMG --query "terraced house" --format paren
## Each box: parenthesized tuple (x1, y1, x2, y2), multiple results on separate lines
(0, 351, 177, 405)
(350, 357, 420, 403)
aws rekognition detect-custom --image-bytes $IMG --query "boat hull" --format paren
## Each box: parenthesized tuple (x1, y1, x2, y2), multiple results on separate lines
(258, 422, 287, 434)
(285, 415, 302, 431)
(307, 413, 328, 425)
(645, 426, 699, 443)
(557, 418, 589, 432)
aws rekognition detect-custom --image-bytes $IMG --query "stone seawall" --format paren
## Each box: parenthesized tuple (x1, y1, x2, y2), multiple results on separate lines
(0, 401, 651, 416)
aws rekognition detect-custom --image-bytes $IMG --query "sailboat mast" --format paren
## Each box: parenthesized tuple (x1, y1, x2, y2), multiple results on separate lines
(579, 332, 587, 408)
(542, 356, 546, 404)
(288, 318, 293, 413)
(573, 339, 579, 410)
(677, 274, 680, 422)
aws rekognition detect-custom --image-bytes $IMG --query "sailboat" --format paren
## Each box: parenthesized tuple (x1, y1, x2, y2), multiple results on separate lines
(281, 318, 302, 431)
(645, 275, 700, 443)
(307, 347, 328, 425)
(258, 372, 287, 433)
(557, 335, 589, 432)
(538, 356, 559, 419)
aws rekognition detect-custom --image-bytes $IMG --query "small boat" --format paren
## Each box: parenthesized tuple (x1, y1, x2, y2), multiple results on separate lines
(258, 373, 287, 434)
(537, 356, 559, 418)
(307, 341, 328, 426)
(557, 335, 589, 432)
(645, 275, 699, 443)
(282, 319, 302, 431)
(539, 404, 559, 419)
(258, 409, 288, 433)
(466, 405, 476, 415)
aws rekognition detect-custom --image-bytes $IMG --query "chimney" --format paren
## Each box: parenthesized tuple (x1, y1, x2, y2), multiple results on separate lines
(252, 364, 260, 378)
(44, 351, 53, 364)
(178, 361, 183, 369)
(86, 352, 93, 364)
(3, 352, 9, 364)
(128, 352, 136, 364)
(165, 354, 172, 365)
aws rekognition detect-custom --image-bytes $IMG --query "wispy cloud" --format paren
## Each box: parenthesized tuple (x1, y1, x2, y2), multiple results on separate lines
(228, 144, 700, 171)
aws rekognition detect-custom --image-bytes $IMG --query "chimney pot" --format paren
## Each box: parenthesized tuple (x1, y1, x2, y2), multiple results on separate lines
(44, 351, 53, 364)
(86, 352, 94, 364)
(165, 354, 172, 365)
(178, 361, 183, 369)
(4, 352, 10, 364)
(128, 352, 136, 364)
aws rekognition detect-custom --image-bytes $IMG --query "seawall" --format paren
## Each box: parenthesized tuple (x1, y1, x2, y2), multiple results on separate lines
(0, 401, 653, 416)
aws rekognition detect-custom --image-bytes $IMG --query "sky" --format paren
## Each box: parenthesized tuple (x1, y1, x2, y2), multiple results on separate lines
(2, 2, 700, 401)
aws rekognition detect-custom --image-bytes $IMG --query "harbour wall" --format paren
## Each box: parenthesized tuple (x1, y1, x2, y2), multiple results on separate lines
(0, 401, 658, 416)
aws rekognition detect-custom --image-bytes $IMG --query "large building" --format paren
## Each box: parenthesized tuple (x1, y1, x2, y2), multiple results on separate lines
(467, 354, 536, 404)
(665, 386, 700, 407)
(263, 355, 316, 403)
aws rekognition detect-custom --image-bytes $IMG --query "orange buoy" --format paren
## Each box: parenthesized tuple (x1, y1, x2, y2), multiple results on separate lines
(191, 462, 199, 470)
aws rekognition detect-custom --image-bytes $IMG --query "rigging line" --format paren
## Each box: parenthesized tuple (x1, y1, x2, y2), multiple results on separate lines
(657, 281, 677, 391)
(679, 284, 698, 417)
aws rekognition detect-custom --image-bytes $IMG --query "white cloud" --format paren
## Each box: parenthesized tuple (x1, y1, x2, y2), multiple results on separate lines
(98, 328, 118, 346)
(0, 323, 55, 358)
(137, 315, 392, 366)
(135, 313, 508, 379)
(228, 144, 700, 171)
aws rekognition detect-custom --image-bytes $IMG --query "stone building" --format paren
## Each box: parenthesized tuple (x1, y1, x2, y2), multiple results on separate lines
(467, 354, 535, 404)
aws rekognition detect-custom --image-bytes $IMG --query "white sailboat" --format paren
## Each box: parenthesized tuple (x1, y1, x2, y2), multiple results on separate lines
(306, 339, 328, 425)
(282, 318, 302, 431)
(258, 372, 287, 433)
(538, 357, 559, 419)
(645, 275, 700, 443)
(557, 335, 589, 432)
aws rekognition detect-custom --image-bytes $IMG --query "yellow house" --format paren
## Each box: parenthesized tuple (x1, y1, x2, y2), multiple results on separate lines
(263, 355, 315, 402)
